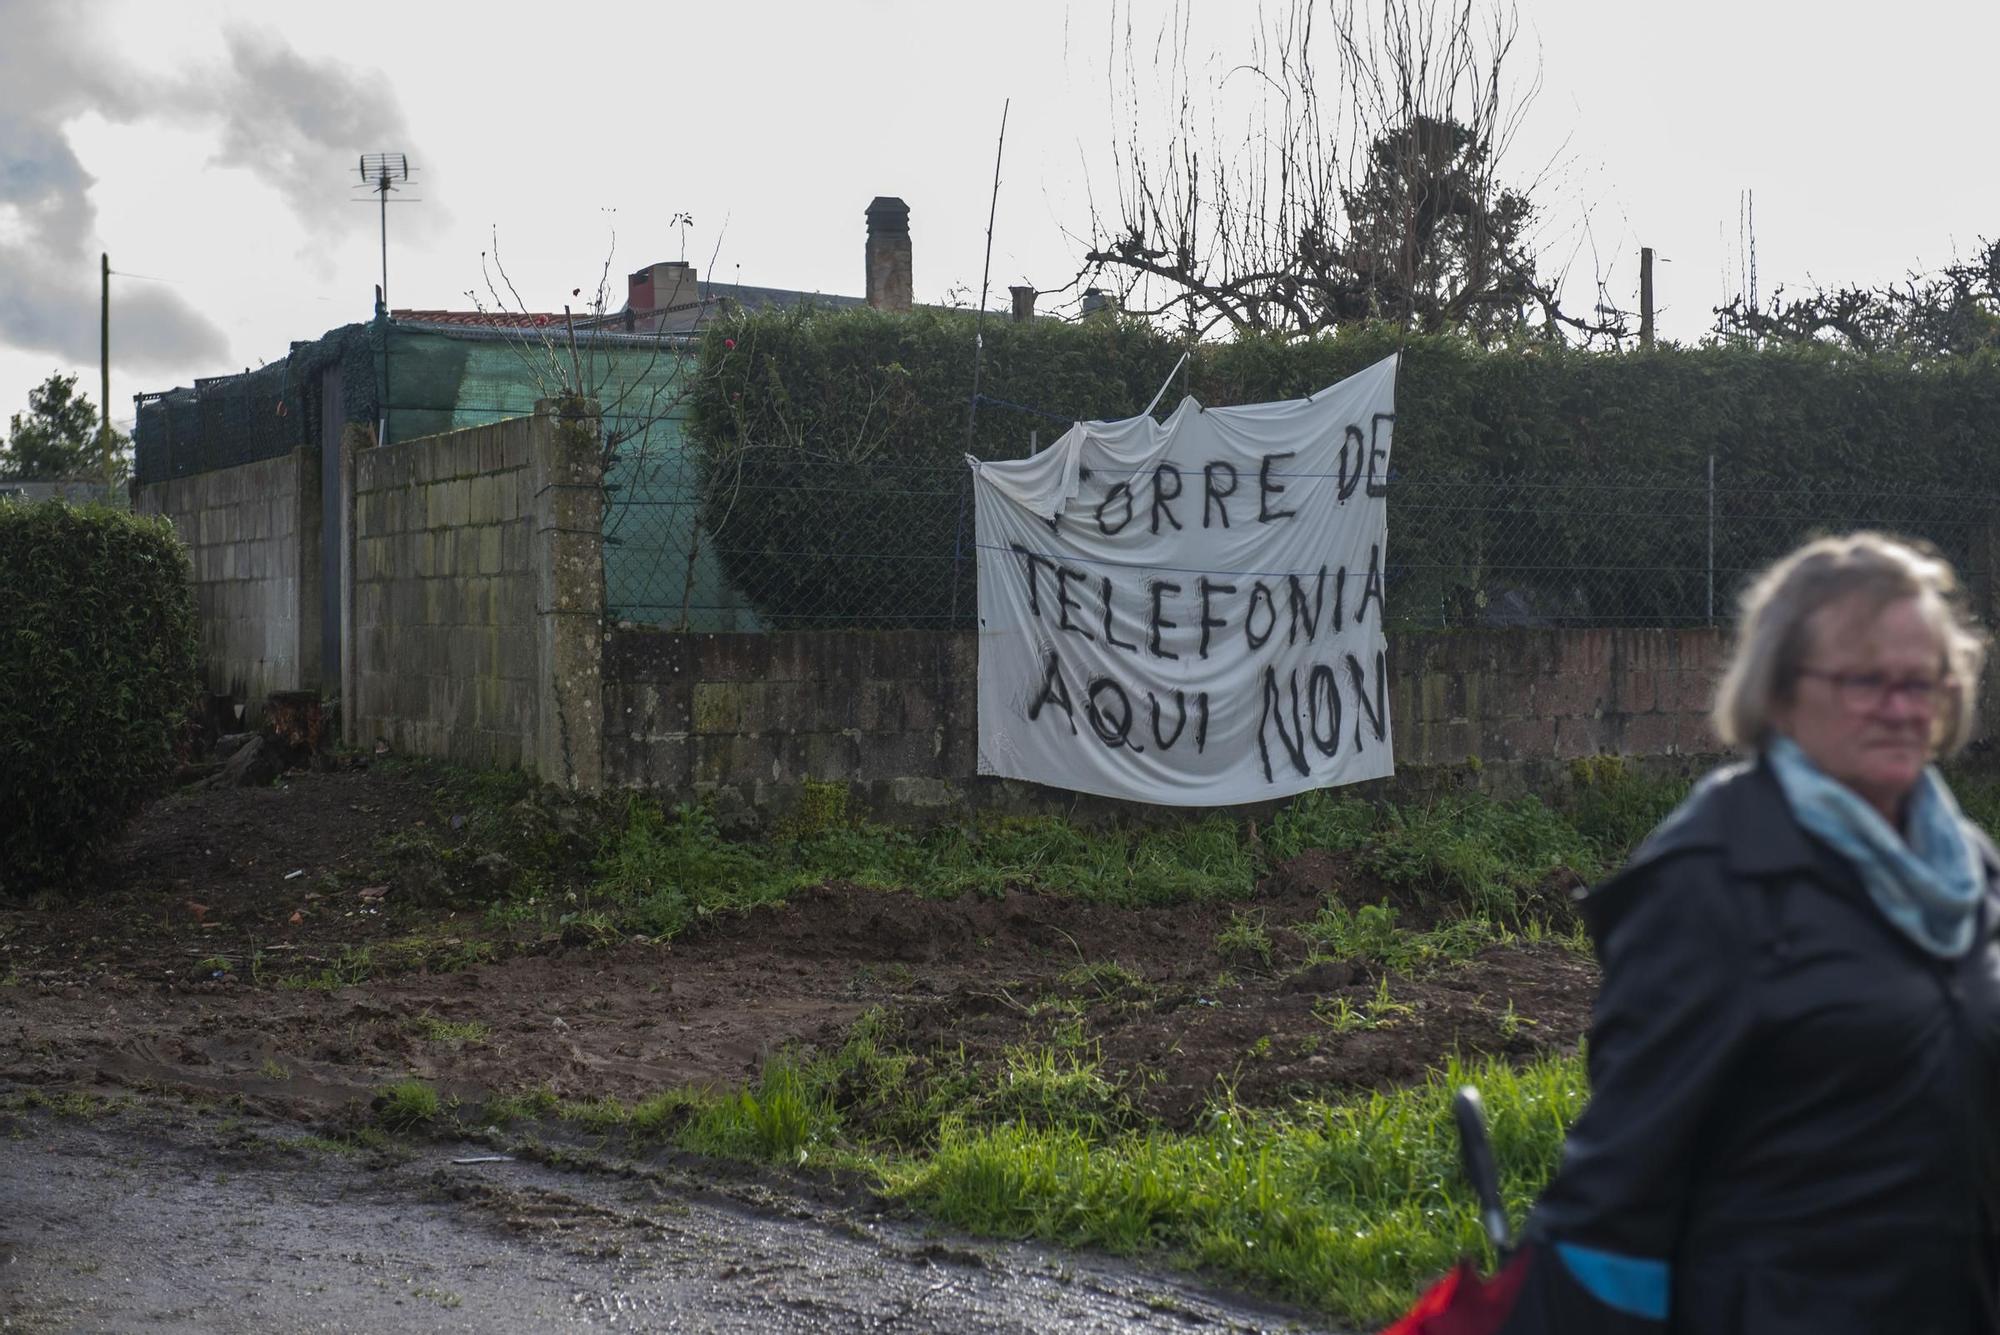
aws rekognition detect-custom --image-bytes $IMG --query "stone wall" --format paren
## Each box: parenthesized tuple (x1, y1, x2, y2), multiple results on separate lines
(135, 449, 320, 719)
(345, 404, 603, 783)
(601, 626, 1729, 818)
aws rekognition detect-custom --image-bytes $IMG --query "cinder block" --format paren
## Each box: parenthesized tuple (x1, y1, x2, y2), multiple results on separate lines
(856, 731, 932, 782)
(1616, 669, 1658, 713)
(1535, 675, 1603, 719)
(1553, 715, 1610, 759)
(1494, 715, 1557, 761)
(1621, 712, 1679, 756)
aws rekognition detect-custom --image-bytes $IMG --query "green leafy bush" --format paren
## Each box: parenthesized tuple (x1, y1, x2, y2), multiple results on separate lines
(689, 308, 2000, 628)
(0, 502, 197, 892)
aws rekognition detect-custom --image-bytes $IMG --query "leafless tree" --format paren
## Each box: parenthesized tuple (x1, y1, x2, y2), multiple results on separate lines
(1077, 0, 1623, 345)
(469, 225, 750, 629)
(1713, 239, 2000, 359)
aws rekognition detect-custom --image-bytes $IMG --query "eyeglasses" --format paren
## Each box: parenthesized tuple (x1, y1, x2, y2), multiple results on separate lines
(1795, 668, 1954, 713)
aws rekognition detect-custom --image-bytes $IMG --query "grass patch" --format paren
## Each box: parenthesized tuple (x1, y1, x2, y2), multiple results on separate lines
(884, 1052, 1585, 1327)
(1360, 795, 1598, 921)
(484, 1086, 561, 1124)
(1299, 901, 1504, 973)
(275, 945, 375, 992)
(680, 1059, 838, 1165)
(589, 799, 798, 940)
(414, 1015, 489, 1046)
(1215, 909, 1275, 969)
(386, 758, 1711, 953)
(373, 1079, 442, 1131)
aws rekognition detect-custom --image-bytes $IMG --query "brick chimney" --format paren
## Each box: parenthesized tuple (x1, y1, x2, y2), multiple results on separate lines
(1009, 285, 1037, 323)
(865, 197, 912, 312)
(628, 261, 698, 314)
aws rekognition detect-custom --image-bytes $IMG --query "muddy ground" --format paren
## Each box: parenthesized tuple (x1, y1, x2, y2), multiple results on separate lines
(0, 766, 1597, 1330)
(1, 1099, 1330, 1333)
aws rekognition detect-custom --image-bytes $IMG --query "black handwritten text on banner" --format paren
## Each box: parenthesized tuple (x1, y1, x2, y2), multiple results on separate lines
(971, 354, 1397, 806)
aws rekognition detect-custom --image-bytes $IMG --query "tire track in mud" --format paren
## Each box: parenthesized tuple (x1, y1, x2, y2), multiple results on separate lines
(0, 1100, 1344, 1333)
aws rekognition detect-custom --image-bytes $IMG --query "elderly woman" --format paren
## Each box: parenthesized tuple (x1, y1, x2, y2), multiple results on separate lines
(1494, 533, 2000, 1333)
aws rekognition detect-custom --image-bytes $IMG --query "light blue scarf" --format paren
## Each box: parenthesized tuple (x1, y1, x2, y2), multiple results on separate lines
(1766, 735, 1985, 958)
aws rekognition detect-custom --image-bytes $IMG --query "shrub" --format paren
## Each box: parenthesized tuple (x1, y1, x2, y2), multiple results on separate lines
(688, 308, 2000, 628)
(0, 502, 198, 893)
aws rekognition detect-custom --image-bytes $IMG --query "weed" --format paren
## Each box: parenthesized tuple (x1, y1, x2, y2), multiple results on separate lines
(276, 945, 374, 992)
(1265, 789, 1378, 861)
(784, 778, 852, 840)
(259, 1058, 291, 1081)
(485, 1086, 561, 1124)
(287, 1134, 362, 1157)
(1361, 794, 1597, 923)
(22, 1090, 102, 1119)
(1058, 960, 1145, 997)
(1315, 995, 1372, 1034)
(1300, 901, 1501, 974)
(560, 1096, 631, 1135)
(1215, 910, 1275, 969)
(1564, 757, 1687, 859)
(1366, 976, 1415, 1025)
(415, 1015, 489, 1046)
(374, 1079, 441, 1131)
(681, 1059, 834, 1165)
(629, 1089, 703, 1138)
(592, 799, 793, 940)
(1497, 999, 1538, 1040)
(974, 1045, 1131, 1137)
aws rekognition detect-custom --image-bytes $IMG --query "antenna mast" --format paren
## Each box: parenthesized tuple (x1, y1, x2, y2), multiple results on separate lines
(357, 153, 411, 310)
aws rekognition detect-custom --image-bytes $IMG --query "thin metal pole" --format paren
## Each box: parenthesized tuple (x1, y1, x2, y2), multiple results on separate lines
(100, 252, 111, 484)
(964, 98, 1010, 457)
(379, 173, 390, 309)
(1707, 453, 1716, 624)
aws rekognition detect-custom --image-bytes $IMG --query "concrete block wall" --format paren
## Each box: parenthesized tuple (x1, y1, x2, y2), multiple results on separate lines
(350, 417, 539, 767)
(601, 626, 1730, 818)
(604, 630, 977, 815)
(344, 402, 603, 785)
(1389, 628, 1725, 768)
(134, 449, 321, 716)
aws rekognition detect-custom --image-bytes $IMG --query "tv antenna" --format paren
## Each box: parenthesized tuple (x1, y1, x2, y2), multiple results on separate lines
(355, 152, 415, 310)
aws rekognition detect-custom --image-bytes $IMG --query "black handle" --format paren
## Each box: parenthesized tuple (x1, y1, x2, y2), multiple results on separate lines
(1454, 1085, 1512, 1253)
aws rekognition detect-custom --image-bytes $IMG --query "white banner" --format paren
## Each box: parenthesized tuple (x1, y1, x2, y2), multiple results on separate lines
(971, 353, 1397, 806)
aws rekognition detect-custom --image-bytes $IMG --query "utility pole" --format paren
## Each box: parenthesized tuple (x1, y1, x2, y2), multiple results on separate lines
(101, 251, 112, 485)
(1639, 247, 1655, 349)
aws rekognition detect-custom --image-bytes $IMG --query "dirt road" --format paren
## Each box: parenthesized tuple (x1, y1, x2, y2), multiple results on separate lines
(1, 1100, 1337, 1333)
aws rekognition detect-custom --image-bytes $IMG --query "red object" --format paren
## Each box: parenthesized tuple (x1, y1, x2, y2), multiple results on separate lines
(1381, 1250, 1532, 1335)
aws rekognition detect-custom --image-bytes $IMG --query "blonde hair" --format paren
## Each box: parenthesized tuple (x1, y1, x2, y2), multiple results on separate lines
(1712, 532, 1987, 755)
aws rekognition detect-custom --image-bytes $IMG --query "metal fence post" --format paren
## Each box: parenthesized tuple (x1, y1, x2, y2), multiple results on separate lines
(1707, 453, 1716, 625)
(949, 468, 971, 626)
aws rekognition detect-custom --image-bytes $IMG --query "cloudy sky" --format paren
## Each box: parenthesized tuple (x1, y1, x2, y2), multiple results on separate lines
(3, 0, 1995, 433)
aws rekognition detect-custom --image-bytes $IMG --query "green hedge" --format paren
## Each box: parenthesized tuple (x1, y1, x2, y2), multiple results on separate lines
(0, 502, 198, 892)
(688, 310, 2000, 627)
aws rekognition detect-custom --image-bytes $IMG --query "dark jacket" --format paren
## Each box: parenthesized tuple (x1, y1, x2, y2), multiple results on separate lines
(1500, 757, 2000, 1334)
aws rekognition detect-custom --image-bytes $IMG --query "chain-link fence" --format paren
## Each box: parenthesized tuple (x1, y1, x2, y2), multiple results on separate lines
(133, 365, 305, 486)
(604, 458, 2000, 633)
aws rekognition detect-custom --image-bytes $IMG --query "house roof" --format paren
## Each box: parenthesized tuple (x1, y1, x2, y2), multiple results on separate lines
(392, 280, 872, 339)
(390, 309, 574, 328)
